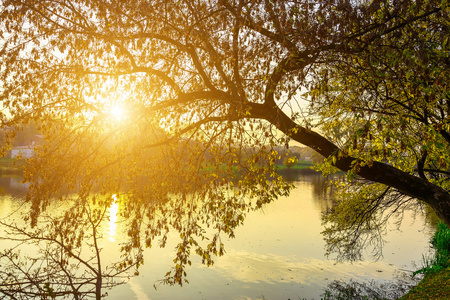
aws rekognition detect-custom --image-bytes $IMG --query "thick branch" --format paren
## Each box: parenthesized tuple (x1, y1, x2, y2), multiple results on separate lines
(250, 102, 450, 226)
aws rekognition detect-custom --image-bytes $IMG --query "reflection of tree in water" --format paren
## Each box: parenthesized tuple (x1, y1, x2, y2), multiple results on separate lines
(310, 173, 343, 213)
(279, 169, 343, 214)
(276, 168, 318, 182)
(0, 176, 28, 197)
(322, 276, 419, 300)
(0, 197, 139, 300)
(281, 171, 436, 265)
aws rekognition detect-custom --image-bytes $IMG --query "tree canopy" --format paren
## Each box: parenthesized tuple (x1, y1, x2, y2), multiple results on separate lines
(1, 0, 450, 291)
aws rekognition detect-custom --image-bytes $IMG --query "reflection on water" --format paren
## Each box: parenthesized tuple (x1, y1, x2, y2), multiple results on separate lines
(0, 175, 29, 196)
(109, 194, 119, 242)
(206, 249, 401, 285)
(0, 171, 435, 299)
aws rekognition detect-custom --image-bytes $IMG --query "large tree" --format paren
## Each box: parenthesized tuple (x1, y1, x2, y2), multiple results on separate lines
(0, 0, 449, 288)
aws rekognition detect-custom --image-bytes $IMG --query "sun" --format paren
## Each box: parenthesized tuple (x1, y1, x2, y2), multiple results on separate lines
(110, 104, 126, 121)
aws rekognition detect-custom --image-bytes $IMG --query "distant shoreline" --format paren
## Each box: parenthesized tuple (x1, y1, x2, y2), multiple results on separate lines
(0, 159, 319, 176)
(0, 158, 24, 175)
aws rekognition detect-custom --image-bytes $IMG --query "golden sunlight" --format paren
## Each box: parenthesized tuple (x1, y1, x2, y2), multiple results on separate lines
(110, 105, 126, 121)
(109, 194, 119, 242)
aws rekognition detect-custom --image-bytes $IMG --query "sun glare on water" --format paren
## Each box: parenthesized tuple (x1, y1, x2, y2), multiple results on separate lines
(109, 194, 119, 242)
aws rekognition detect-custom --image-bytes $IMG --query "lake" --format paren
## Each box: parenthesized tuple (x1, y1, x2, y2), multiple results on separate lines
(0, 171, 435, 299)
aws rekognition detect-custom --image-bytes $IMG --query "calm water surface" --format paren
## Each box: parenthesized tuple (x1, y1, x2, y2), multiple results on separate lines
(0, 172, 435, 300)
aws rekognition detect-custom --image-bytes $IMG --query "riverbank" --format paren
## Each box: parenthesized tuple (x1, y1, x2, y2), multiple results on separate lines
(276, 161, 314, 170)
(0, 158, 24, 174)
(399, 221, 450, 299)
(399, 268, 450, 299)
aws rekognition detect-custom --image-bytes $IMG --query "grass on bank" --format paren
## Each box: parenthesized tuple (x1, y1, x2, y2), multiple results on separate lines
(400, 222, 450, 299)
(276, 161, 314, 170)
(399, 268, 450, 299)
